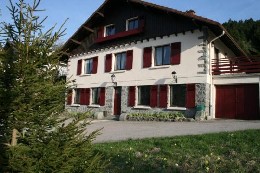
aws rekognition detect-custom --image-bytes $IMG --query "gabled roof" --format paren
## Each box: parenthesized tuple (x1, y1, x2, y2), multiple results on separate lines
(62, 0, 247, 57)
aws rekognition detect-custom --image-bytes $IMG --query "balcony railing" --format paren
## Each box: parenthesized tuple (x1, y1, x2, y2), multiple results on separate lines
(212, 56, 260, 75)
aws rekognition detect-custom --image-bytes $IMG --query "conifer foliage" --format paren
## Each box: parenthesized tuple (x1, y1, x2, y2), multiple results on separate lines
(0, 0, 106, 172)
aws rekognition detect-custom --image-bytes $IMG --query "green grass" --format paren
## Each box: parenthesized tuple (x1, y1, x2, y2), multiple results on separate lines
(94, 129, 260, 173)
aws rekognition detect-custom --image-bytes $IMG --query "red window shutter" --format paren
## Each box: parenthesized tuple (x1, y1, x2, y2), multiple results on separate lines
(80, 89, 85, 105)
(97, 27, 104, 38)
(99, 87, 106, 106)
(128, 86, 136, 107)
(80, 88, 90, 105)
(139, 17, 145, 29)
(143, 47, 152, 68)
(159, 85, 168, 108)
(126, 50, 133, 70)
(171, 42, 181, 65)
(105, 54, 112, 72)
(186, 84, 195, 108)
(67, 90, 72, 105)
(92, 56, 98, 74)
(85, 88, 90, 105)
(150, 85, 158, 108)
(77, 59, 82, 75)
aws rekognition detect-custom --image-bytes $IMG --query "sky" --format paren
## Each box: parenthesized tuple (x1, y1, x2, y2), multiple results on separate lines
(1, 0, 260, 43)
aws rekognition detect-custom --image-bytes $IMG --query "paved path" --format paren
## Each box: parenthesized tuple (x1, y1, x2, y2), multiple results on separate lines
(85, 119, 260, 143)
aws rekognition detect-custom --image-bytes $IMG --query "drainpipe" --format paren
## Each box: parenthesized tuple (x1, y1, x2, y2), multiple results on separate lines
(208, 31, 225, 118)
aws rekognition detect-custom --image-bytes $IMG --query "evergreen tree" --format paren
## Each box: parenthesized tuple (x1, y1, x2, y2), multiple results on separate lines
(223, 19, 260, 55)
(0, 0, 107, 172)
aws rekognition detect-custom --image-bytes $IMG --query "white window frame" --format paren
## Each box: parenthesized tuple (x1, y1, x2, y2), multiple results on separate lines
(73, 89, 81, 105)
(167, 84, 187, 110)
(154, 44, 171, 66)
(104, 24, 115, 37)
(114, 52, 127, 71)
(84, 58, 93, 74)
(126, 17, 139, 31)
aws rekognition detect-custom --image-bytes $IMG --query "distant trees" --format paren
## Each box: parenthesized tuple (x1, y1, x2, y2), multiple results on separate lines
(223, 18, 260, 55)
(0, 0, 106, 172)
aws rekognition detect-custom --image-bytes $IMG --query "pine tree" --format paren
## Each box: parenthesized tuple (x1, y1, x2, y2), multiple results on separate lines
(0, 0, 107, 172)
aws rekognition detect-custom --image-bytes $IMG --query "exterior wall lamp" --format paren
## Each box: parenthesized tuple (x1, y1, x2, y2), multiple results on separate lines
(172, 71, 177, 83)
(72, 79, 77, 88)
(111, 74, 117, 86)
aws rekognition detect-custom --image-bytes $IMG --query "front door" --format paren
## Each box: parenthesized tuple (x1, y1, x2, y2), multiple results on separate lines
(113, 87, 122, 116)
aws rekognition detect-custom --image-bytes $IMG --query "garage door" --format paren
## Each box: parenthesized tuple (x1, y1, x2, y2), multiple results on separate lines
(215, 84, 259, 120)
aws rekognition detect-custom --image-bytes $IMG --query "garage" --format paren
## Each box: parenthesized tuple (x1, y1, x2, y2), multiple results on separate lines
(215, 84, 260, 120)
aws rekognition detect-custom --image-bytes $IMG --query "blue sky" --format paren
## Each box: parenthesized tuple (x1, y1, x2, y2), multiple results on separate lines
(1, 0, 260, 43)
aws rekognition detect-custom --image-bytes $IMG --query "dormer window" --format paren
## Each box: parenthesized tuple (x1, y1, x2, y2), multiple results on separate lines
(105, 24, 115, 36)
(127, 17, 139, 30)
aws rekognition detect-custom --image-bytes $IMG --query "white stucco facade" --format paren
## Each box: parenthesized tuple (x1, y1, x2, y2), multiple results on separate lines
(68, 30, 207, 88)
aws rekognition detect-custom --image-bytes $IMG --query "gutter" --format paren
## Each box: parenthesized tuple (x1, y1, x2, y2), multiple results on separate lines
(208, 31, 225, 118)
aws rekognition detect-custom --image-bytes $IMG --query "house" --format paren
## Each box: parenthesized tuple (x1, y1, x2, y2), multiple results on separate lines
(62, 0, 260, 120)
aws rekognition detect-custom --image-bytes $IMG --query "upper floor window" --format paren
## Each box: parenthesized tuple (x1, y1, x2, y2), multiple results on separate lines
(115, 52, 127, 70)
(105, 50, 133, 72)
(84, 59, 93, 74)
(155, 45, 171, 66)
(143, 42, 181, 68)
(138, 85, 150, 106)
(105, 24, 115, 37)
(127, 17, 139, 30)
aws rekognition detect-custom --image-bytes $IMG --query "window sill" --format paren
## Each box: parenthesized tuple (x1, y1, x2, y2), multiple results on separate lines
(110, 70, 126, 74)
(70, 104, 80, 107)
(167, 107, 186, 111)
(88, 104, 101, 108)
(149, 65, 171, 70)
(133, 105, 151, 110)
(80, 74, 91, 77)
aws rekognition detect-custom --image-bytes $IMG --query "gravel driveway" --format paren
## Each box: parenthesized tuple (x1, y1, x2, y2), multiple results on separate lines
(85, 119, 260, 143)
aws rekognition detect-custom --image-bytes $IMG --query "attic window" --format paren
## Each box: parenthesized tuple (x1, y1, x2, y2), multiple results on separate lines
(127, 17, 139, 31)
(105, 24, 115, 37)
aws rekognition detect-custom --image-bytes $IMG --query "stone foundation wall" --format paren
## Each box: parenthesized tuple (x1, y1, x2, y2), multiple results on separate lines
(195, 83, 210, 119)
(66, 84, 209, 119)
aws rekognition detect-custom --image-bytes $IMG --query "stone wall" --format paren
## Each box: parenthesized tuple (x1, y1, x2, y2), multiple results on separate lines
(195, 83, 210, 119)
(66, 84, 209, 119)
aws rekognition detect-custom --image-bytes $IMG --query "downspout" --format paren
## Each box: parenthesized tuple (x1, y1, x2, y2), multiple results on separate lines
(208, 31, 225, 118)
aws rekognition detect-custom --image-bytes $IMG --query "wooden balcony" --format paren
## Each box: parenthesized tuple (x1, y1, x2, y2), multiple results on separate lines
(212, 56, 260, 75)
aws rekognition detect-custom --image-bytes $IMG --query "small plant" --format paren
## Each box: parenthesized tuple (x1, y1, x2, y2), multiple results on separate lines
(127, 112, 186, 122)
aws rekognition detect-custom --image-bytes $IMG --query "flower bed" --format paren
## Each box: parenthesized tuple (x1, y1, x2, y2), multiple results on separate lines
(127, 112, 190, 122)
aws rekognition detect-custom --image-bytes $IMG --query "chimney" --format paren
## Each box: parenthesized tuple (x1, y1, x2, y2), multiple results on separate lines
(186, 10, 196, 15)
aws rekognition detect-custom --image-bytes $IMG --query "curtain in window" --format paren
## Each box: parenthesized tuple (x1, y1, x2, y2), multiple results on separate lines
(84, 59, 93, 74)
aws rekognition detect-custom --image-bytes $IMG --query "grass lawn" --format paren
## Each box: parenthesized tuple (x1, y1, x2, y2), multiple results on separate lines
(94, 129, 260, 173)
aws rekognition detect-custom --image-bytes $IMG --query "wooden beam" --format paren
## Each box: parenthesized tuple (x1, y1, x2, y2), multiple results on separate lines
(96, 11, 104, 17)
(70, 39, 81, 45)
(61, 51, 70, 56)
(82, 26, 94, 33)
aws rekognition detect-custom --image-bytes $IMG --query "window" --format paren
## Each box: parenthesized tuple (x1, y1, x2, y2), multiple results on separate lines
(142, 42, 181, 68)
(155, 45, 171, 66)
(138, 86, 150, 106)
(83, 57, 98, 74)
(170, 85, 186, 107)
(105, 25, 115, 36)
(127, 18, 139, 30)
(92, 88, 100, 105)
(84, 59, 93, 74)
(74, 89, 81, 104)
(115, 52, 126, 70)
(91, 87, 105, 105)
